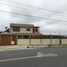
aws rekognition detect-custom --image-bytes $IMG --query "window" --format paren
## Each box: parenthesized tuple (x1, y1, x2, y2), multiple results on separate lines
(18, 36, 22, 39)
(26, 28, 30, 31)
(31, 36, 40, 39)
(33, 29, 38, 33)
(23, 35, 29, 39)
(13, 27, 20, 32)
(36, 29, 38, 32)
(18, 35, 29, 39)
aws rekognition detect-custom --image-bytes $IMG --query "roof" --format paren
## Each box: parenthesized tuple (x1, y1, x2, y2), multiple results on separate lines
(10, 23, 39, 28)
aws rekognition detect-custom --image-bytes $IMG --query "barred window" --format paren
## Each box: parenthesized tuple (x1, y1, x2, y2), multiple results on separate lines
(18, 36, 22, 39)
(23, 35, 29, 39)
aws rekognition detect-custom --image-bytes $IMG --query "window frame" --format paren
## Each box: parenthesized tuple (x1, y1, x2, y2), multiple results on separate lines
(13, 26, 20, 32)
(26, 28, 30, 31)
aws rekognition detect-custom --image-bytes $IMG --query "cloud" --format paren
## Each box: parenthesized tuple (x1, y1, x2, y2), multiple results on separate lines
(0, 0, 67, 35)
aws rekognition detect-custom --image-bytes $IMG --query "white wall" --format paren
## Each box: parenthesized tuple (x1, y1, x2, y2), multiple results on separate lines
(31, 39, 41, 46)
(20, 28, 33, 33)
(42, 39, 50, 46)
(17, 39, 67, 46)
(17, 39, 29, 46)
(61, 39, 67, 44)
(52, 39, 60, 45)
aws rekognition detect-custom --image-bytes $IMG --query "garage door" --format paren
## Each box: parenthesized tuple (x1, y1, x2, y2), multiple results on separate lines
(1, 35, 11, 46)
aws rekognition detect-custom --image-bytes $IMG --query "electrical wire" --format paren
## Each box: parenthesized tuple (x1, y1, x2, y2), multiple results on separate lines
(0, 9, 67, 22)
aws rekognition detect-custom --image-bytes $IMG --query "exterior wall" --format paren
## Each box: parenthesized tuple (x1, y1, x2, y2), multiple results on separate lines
(20, 28, 33, 33)
(61, 39, 67, 44)
(0, 35, 1, 45)
(17, 39, 29, 46)
(17, 39, 67, 46)
(52, 39, 60, 45)
(1, 35, 67, 46)
(42, 39, 50, 46)
(10, 27, 13, 32)
(31, 39, 41, 46)
(10, 27, 33, 33)
(17, 39, 50, 46)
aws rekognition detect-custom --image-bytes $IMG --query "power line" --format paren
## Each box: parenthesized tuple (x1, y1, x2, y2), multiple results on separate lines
(0, 1, 67, 22)
(0, 1, 56, 17)
(0, 9, 67, 22)
(0, 1, 59, 15)
(0, 0, 66, 16)
(0, 0, 67, 20)
(10, 0, 65, 14)
(0, 1, 31, 10)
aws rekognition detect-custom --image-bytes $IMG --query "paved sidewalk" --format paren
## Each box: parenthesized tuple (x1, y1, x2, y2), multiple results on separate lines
(0, 45, 49, 51)
(0, 46, 29, 51)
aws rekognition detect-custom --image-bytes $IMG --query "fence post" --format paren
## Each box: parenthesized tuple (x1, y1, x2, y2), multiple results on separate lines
(40, 35, 42, 46)
(29, 35, 31, 46)
(59, 32, 61, 45)
(50, 32, 52, 47)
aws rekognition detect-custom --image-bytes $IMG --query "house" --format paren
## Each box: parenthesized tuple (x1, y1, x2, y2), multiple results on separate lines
(0, 23, 41, 46)
(10, 23, 39, 34)
(0, 23, 67, 47)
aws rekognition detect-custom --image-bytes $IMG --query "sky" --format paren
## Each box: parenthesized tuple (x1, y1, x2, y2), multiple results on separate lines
(0, 0, 67, 35)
